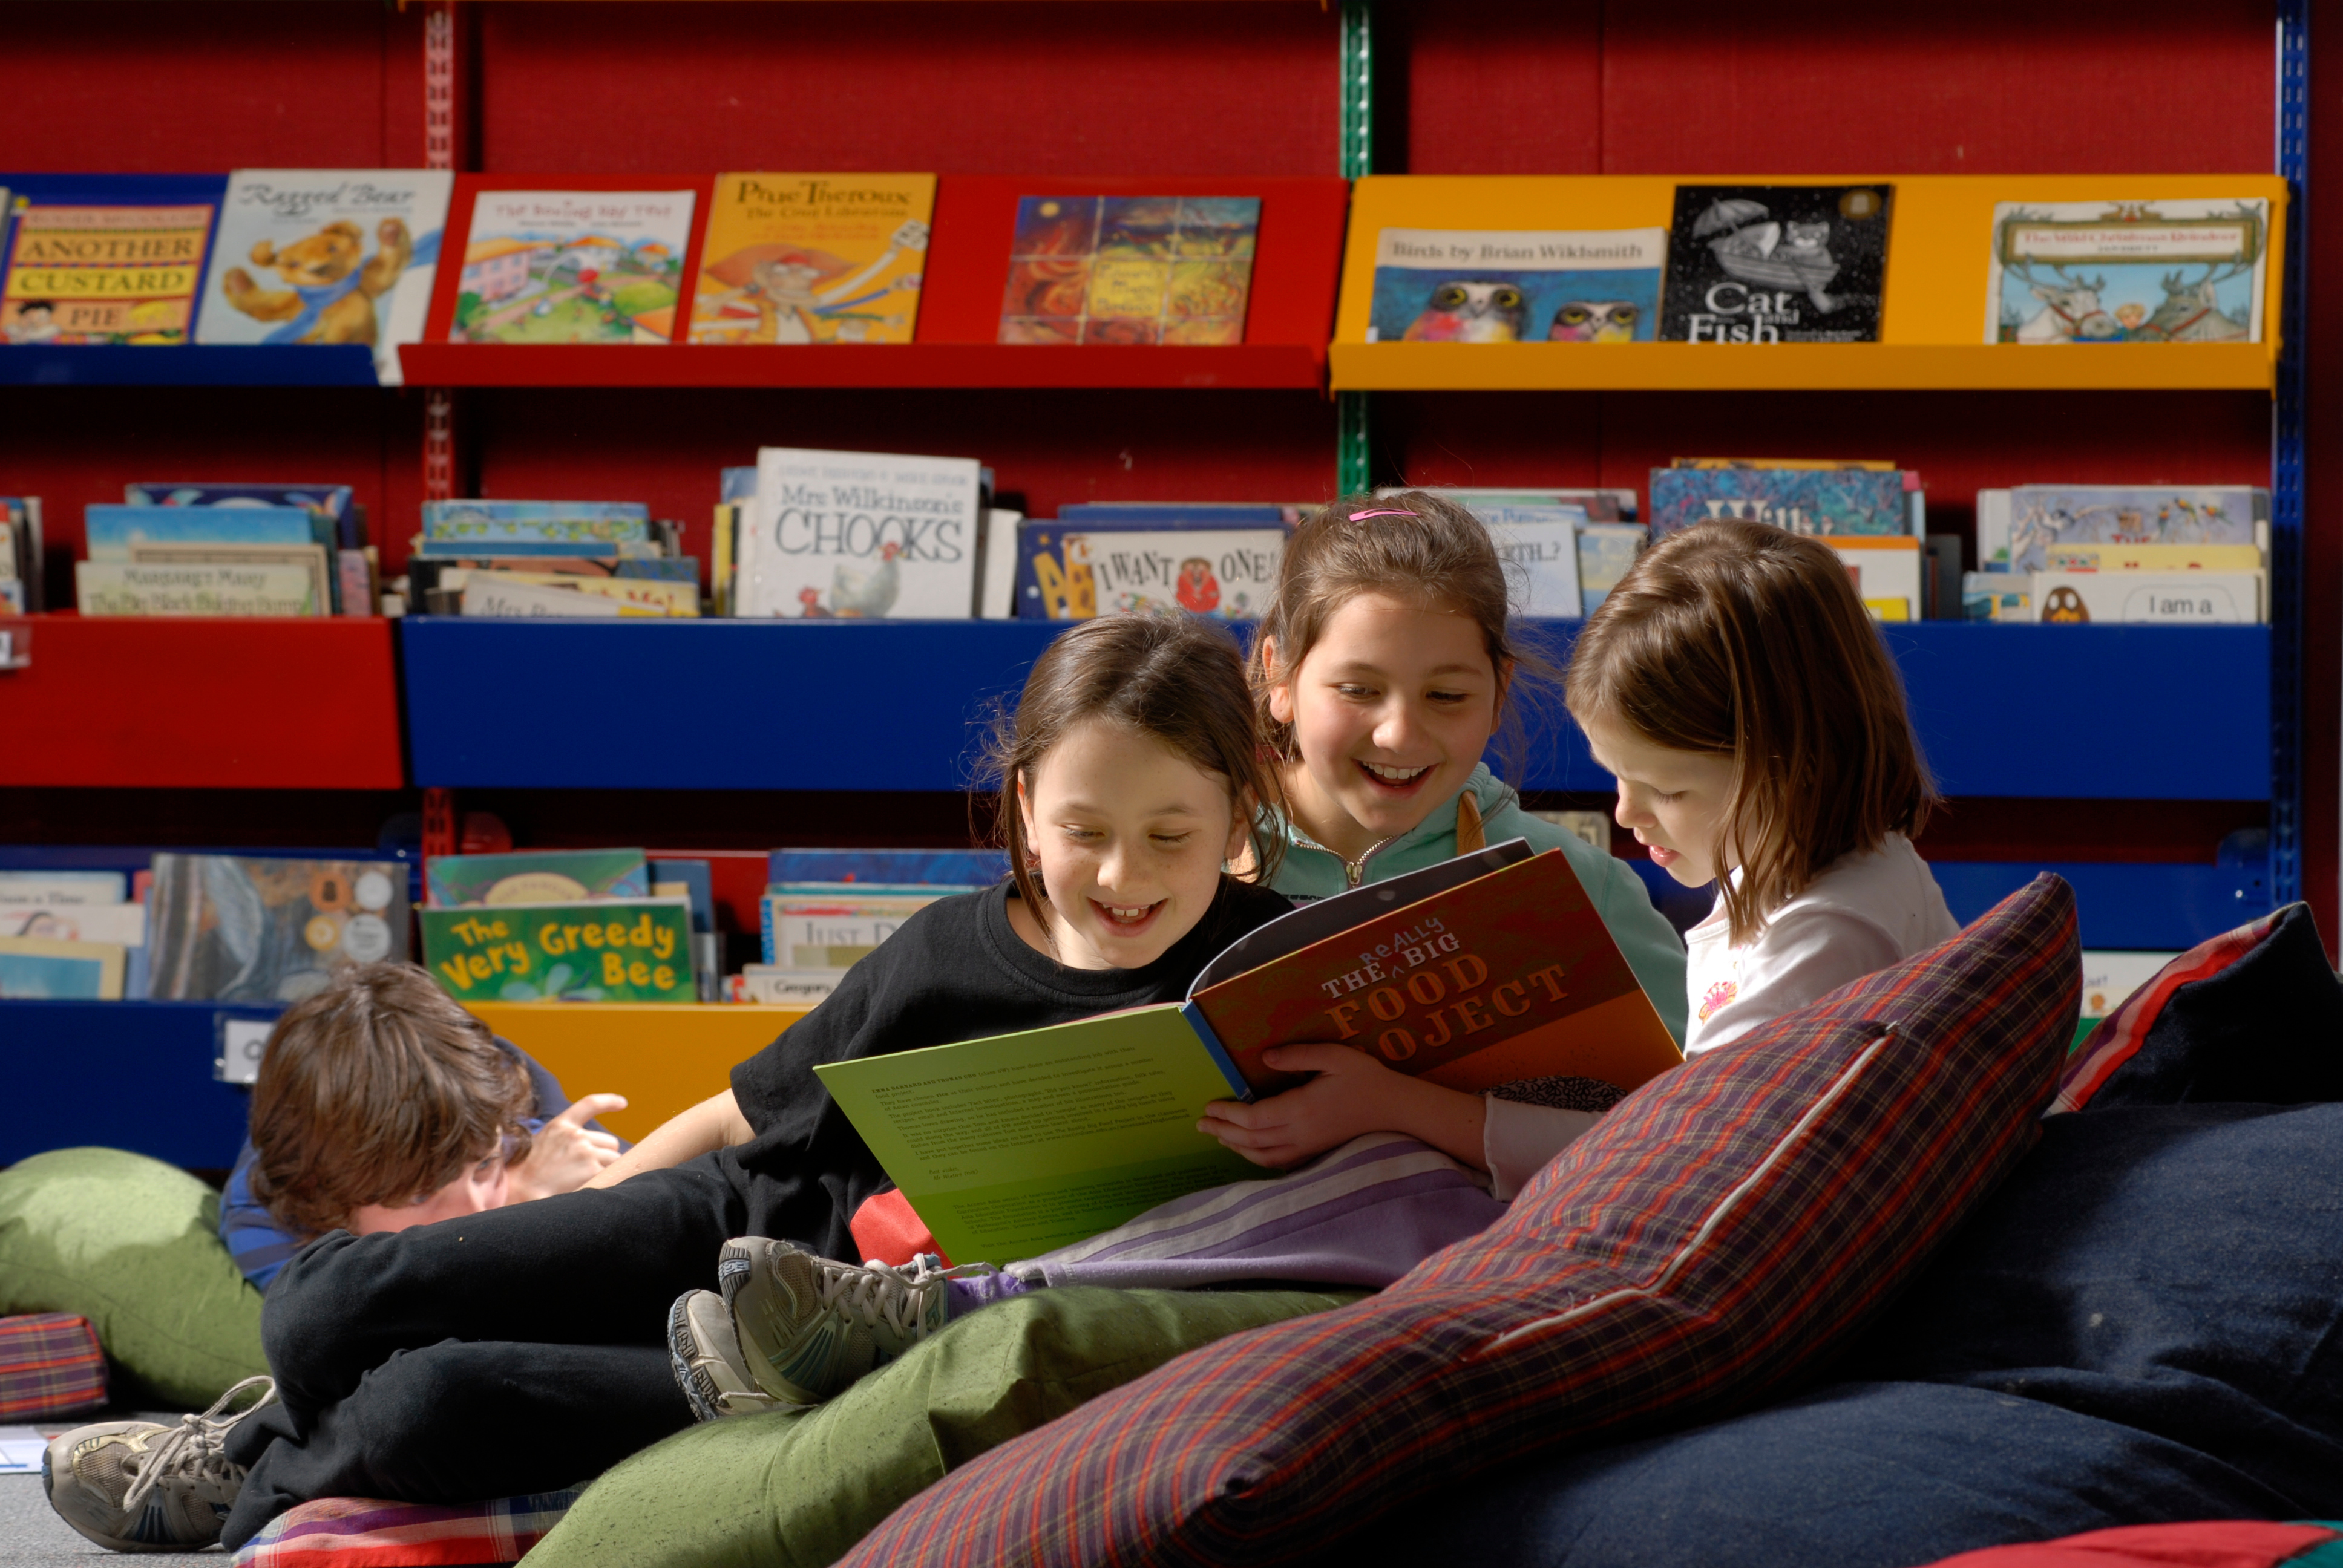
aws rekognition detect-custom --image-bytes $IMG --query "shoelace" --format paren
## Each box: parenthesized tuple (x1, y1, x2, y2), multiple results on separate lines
(119, 1376, 278, 1514)
(811, 1255, 986, 1340)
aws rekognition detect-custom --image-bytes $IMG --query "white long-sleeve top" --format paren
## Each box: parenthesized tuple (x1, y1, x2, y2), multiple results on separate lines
(1479, 834, 1958, 1199)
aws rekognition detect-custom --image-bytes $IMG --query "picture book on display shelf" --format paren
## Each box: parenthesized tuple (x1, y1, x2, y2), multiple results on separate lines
(1987, 199, 2268, 344)
(1363, 226, 1665, 342)
(1660, 185, 1892, 344)
(735, 447, 983, 619)
(815, 840, 1681, 1266)
(690, 173, 934, 345)
(424, 175, 712, 347)
(193, 171, 453, 384)
(0, 174, 227, 347)
(998, 195, 1261, 345)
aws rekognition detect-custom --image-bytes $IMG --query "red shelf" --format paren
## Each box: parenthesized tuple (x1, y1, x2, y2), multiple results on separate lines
(396, 342, 1325, 390)
(401, 173, 1348, 391)
(0, 615, 404, 789)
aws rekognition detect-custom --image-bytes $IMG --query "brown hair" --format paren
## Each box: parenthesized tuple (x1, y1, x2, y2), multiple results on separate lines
(1565, 518, 1939, 944)
(985, 612, 1284, 913)
(247, 962, 534, 1238)
(1248, 490, 1555, 768)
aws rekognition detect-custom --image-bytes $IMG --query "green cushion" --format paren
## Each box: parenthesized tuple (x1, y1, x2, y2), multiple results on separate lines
(523, 1284, 1359, 1568)
(0, 1147, 267, 1408)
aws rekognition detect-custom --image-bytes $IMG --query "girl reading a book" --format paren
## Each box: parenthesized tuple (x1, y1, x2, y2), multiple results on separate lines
(657, 506, 1956, 1418)
(45, 612, 1298, 1555)
(1201, 491, 1690, 1197)
(1563, 516, 1956, 1055)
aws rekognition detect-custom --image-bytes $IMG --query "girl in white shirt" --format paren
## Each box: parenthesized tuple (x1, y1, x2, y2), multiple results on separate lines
(1571, 517, 1958, 1054)
(1480, 517, 1959, 1195)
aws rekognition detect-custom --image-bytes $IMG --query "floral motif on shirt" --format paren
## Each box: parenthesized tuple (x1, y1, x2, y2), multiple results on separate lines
(1698, 978, 1738, 1023)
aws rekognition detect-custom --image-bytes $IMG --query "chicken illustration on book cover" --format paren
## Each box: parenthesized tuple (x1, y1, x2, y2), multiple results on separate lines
(1365, 227, 1665, 343)
(1986, 199, 2268, 344)
(736, 447, 981, 619)
(1659, 185, 1892, 344)
(195, 170, 453, 384)
(689, 173, 934, 345)
(998, 195, 1260, 345)
(451, 190, 696, 344)
(0, 176, 225, 345)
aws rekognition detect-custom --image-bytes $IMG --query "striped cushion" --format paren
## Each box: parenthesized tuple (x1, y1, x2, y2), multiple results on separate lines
(838, 873, 2079, 1568)
(228, 1489, 577, 1567)
(2053, 902, 2342, 1114)
(0, 1312, 105, 1418)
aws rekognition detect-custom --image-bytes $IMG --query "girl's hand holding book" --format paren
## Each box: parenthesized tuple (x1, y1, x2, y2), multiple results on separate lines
(1200, 1044, 1489, 1173)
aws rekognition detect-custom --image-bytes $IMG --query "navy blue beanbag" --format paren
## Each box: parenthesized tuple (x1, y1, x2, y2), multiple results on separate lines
(1378, 1100, 2343, 1567)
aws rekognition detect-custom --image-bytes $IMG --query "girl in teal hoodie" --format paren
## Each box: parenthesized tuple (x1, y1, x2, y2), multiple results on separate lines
(1205, 492, 1688, 1184)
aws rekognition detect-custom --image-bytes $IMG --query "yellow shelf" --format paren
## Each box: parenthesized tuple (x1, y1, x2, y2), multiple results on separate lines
(465, 1002, 811, 1145)
(1326, 341, 2279, 393)
(1331, 174, 2288, 394)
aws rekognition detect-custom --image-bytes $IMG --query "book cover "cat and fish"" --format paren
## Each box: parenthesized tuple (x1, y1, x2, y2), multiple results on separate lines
(1362, 185, 1893, 346)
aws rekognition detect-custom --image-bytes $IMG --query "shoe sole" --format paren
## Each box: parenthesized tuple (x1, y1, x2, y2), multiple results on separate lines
(667, 1293, 732, 1425)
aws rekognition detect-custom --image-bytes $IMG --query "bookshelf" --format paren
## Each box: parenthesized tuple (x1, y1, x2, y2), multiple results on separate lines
(0, 0, 2326, 1171)
(400, 617, 2272, 802)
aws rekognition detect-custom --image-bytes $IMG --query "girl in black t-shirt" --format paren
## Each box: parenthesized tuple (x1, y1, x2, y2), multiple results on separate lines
(73, 613, 1296, 1557)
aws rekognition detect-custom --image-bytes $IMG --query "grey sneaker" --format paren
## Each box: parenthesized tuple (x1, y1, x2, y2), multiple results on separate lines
(667, 1288, 788, 1421)
(43, 1375, 277, 1551)
(718, 1237, 989, 1405)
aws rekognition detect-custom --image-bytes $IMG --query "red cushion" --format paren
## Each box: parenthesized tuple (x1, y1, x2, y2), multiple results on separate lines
(0, 1312, 105, 1419)
(837, 874, 2079, 1567)
(228, 1489, 577, 1567)
(850, 1187, 946, 1268)
(1918, 1520, 2342, 1568)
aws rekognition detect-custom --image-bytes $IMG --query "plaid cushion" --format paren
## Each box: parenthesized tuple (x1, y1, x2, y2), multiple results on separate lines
(838, 874, 2079, 1568)
(2053, 903, 2342, 1114)
(0, 1311, 105, 1419)
(228, 1490, 578, 1568)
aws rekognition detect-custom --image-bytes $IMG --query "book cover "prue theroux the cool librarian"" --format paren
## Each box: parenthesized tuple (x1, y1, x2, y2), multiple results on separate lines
(815, 840, 1683, 1266)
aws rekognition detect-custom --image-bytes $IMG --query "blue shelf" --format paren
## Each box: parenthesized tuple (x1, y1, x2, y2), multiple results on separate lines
(404, 617, 1067, 791)
(0, 345, 379, 387)
(403, 617, 2273, 801)
(0, 1000, 273, 1169)
(1628, 851, 2267, 952)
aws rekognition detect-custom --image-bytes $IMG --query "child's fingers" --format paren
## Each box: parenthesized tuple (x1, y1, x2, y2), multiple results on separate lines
(580, 1129, 622, 1155)
(1260, 1043, 1371, 1075)
(550, 1093, 629, 1128)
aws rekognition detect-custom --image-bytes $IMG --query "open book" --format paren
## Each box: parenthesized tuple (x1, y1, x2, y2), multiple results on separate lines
(814, 840, 1682, 1264)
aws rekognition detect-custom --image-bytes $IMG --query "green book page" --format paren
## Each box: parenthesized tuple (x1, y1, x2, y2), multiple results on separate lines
(814, 1004, 1259, 1266)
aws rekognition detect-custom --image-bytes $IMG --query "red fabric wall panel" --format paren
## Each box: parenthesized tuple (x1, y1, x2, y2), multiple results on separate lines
(1600, 0, 2272, 176)
(3, 3, 419, 171)
(0, 387, 407, 570)
(474, 3, 1339, 178)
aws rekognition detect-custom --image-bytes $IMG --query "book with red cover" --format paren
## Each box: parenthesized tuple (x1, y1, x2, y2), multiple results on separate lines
(814, 839, 1683, 1264)
(1184, 839, 1681, 1097)
(422, 175, 714, 345)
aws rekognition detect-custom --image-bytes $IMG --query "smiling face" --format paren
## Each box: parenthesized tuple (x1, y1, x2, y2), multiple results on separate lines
(1015, 719, 1250, 971)
(1579, 708, 1739, 888)
(1268, 593, 1506, 863)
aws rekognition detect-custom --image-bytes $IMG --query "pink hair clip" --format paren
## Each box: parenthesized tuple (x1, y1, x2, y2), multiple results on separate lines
(1348, 508, 1420, 521)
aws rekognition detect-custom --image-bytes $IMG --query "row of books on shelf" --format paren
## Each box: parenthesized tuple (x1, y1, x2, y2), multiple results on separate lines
(6, 460, 2271, 627)
(0, 172, 2275, 366)
(0, 845, 1000, 1007)
(0, 171, 1257, 361)
(0, 855, 408, 1002)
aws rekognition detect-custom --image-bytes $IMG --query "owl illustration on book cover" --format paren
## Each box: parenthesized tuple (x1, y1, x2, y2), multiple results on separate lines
(1659, 185, 1892, 344)
(1365, 227, 1665, 344)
